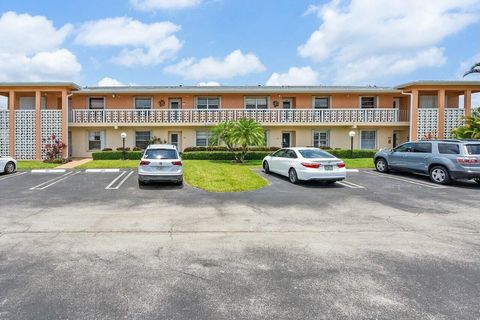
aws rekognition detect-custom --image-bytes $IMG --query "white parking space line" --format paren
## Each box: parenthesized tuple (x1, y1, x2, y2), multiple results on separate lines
(0, 172, 27, 181)
(29, 171, 81, 190)
(337, 180, 365, 189)
(346, 169, 359, 173)
(362, 171, 447, 189)
(105, 171, 134, 190)
(31, 169, 66, 173)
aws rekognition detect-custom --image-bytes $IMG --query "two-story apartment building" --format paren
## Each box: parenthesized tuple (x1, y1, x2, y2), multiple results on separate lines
(0, 81, 478, 159)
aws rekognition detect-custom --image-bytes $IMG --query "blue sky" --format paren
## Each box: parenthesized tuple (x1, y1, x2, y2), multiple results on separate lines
(0, 0, 479, 87)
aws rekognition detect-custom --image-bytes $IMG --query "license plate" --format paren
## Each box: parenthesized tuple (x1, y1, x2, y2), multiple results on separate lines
(324, 165, 333, 171)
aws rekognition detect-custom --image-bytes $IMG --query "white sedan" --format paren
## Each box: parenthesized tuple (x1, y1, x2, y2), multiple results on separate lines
(262, 147, 346, 184)
(0, 156, 17, 174)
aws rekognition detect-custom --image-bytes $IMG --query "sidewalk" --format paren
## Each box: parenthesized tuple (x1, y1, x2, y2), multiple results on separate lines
(56, 158, 92, 169)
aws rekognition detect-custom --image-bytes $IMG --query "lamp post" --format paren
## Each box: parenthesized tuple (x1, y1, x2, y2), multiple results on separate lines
(121, 132, 127, 160)
(349, 130, 356, 157)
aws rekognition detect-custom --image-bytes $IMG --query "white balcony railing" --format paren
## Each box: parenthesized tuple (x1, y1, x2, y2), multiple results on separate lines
(69, 108, 409, 125)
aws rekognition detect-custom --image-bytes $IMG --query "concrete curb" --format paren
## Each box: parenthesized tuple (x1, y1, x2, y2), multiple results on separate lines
(85, 169, 121, 173)
(31, 169, 67, 173)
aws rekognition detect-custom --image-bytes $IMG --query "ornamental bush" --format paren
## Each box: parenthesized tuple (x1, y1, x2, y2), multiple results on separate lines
(92, 151, 143, 160)
(181, 151, 272, 160)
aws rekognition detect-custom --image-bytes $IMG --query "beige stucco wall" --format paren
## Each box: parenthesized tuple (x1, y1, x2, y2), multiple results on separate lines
(70, 125, 409, 157)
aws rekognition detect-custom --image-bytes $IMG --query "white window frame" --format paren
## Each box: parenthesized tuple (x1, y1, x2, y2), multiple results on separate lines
(312, 130, 330, 148)
(244, 96, 269, 109)
(133, 97, 153, 110)
(196, 96, 220, 109)
(360, 130, 377, 150)
(195, 131, 212, 147)
(87, 97, 105, 110)
(312, 96, 330, 109)
(88, 130, 105, 151)
(135, 131, 151, 149)
(360, 96, 377, 109)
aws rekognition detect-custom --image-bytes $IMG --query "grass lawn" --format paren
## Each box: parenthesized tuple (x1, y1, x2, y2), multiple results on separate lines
(17, 161, 60, 170)
(76, 160, 139, 169)
(343, 158, 374, 169)
(183, 160, 267, 192)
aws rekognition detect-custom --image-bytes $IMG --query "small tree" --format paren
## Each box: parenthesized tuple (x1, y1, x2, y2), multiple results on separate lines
(209, 119, 265, 163)
(43, 134, 66, 162)
(451, 109, 480, 139)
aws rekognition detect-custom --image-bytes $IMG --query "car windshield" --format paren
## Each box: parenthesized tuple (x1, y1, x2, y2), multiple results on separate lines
(466, 144, 480, 155)
(144, 149, 178, 159)
(298, 149, 335, 159)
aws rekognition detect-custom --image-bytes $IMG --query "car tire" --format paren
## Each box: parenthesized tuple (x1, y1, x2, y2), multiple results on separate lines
(4, 161, 15, 174)
(375, 158, 389, 173)
(177, 179, 183, 186)
(289, 168, 299, 184)
(429, 166, 451, 185)
(138, 179, 146, 186)
(263, 161, 270, 174)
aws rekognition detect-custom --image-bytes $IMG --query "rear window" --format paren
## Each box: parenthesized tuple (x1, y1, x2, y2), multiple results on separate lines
(298, 149, 335, 159)
(466, 144, 480, 155)
(143, 149, 178, 159)
(438, 143, 460, 155)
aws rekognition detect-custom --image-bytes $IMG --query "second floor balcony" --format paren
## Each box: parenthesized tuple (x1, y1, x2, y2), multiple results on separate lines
(69, 108, 410, 126)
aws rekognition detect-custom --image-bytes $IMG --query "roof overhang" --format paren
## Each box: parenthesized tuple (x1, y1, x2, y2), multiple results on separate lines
(0, 82, 81, 90)
(396, 81, 480, 90)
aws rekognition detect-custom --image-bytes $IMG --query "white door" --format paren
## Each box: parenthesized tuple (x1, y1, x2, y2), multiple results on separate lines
(169, 132, 181, 151)
(393, 98, 400, 109)
(282, 99, 293, 109)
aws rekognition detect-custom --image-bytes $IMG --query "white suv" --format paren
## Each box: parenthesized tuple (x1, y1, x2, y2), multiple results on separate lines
(138, 144, 183, 185)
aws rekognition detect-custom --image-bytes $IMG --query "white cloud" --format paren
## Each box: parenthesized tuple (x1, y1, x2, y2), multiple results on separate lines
(165, 50, 265, 80)
(131, 0, 201, 10)
(98, 77, 124, 86)
(0, 12, 81, 81)
(298, 0, 480, 84)
(75, 17, 182, 66)
(266, 66, 319, 86)
(197, 81, 221, 86)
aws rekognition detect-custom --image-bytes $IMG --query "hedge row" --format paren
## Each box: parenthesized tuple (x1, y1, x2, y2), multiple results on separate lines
(328, 149, 376, 159)
(183, 146, 280, 152)
(92, 151, 143, 160)
(181, 151, 272, 160)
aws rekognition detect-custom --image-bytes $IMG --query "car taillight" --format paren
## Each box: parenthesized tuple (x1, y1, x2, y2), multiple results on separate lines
(301, 162, 320, 168)
(172, 161, 183, 166)
(457, 157, 479, 165)
(337, 162, 346, 168)
(139, 160, 150, 166)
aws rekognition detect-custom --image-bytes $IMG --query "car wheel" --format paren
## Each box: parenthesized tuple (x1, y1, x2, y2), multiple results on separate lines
(263, 161, 270, 174)
(375, 158, 388, 173)
(138, 179, 146, 186)
(474, 178, 480, 184)
(429, 166, 451, 185)
(177, 179, 184, 186)
(288, 168, 299, 184)
(4, 161, 15, 174)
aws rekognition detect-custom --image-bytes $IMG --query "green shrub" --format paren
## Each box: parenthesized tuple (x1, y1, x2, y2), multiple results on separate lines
(181, 151, 272, 160)
(183, 146, 279, 152)
(92, 151, 143, 160)
(132, 147, 142, 151)
(116, 147, 131, 151)
(102, 148, 113, 152)
(328, 149, 376, 159)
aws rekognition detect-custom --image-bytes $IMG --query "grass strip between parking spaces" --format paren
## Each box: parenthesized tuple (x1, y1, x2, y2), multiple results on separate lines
(183, 160, 267, 192)
(17, 161, 60, 170)
(76, 160, 139, 169)
(343, 158, 374, 169)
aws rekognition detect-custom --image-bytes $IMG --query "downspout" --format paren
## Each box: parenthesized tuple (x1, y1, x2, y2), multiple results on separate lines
(66, 92, 74, 158)
(401, 90, 414, 142)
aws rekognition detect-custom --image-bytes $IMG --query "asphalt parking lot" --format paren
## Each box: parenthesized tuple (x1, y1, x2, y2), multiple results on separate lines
(1, 169, 480, 319)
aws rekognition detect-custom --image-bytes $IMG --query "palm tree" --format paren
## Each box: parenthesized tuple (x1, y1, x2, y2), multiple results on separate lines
(463, 62, 480, 77)
(232, 118, 265, 163)
(209, 120, 236, 149)
(451, 109, 480, 139)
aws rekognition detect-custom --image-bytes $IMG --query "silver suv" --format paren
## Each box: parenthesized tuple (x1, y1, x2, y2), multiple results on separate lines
(374, 140, 480, 184)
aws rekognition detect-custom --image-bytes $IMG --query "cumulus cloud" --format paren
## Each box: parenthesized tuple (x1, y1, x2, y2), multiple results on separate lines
(75, 17, 182, 66)
(266, 66, 319, 86)
(0, 11, 81, 81)
(131, 0, 201, 10)
(197, 81, 221, 86)
(165, 50, 265, 80)
(97, 77, 124, 86)
(298, 0, 480, 84)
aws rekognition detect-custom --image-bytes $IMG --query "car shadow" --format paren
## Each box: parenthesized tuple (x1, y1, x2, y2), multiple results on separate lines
(138, 182, 184, 190)
(367, 169, 480, 190)
(263, 171, 346, 189)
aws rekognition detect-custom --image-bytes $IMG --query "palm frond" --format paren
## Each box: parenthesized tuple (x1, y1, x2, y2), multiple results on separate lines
(463, 62, 480, 77)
